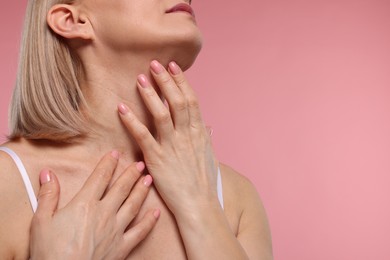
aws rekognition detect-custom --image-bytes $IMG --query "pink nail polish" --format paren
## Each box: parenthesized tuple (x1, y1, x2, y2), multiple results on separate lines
(143, 175, 153, 187)
(111, 150, 120, 159)
(168, 61, 181, 75)
(137, 74, 149, 88)
(118, 103, 129, 115)
(136, 161, 145, 172)
(153, 209, 161, 219)
(40, 169, 51, 184)
(150, 60, 164, 74)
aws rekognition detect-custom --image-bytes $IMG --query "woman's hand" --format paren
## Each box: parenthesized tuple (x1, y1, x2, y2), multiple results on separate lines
(118, 61, 250, 260)
(117, 60, 220, 219)
(30, 151, 160, 260)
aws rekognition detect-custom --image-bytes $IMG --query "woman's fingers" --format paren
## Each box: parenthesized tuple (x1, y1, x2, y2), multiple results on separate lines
(118, 103, 158, 153)
(168, 61, 204, 129)
(122, 209, 160, 252)
(75, 151, 119, 201)
(34, 170, 60, 219)
(136, 74, 175, 138)
(117, 173, 153, 231)
(119, 61, 205, 147)
(150, 60, 190, 130)
(102, 161, 145, 214)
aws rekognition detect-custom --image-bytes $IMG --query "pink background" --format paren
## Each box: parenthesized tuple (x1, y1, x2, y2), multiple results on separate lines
(1, 1, 390, 259)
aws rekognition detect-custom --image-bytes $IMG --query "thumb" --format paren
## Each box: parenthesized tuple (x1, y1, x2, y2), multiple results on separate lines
(35, 169, 60, 218)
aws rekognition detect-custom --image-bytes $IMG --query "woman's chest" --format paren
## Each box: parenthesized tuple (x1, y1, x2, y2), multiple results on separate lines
(53, 173, 192, 259)
(124, 188, 189, 259)
(22, 161, 239, 259)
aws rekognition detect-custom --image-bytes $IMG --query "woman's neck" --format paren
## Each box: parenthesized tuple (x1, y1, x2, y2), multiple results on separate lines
(78, 56, 159, 162)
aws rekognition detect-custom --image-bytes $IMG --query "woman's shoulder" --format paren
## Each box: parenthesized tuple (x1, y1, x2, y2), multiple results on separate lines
(0, 141, 28, 212)
(0, 140, 33, 259)
(0, 140, 25, 183)
(0, 140, 35, 200)
(219, 162, 265, 223)
(219, 163, 260, 200)
(219, 163, 273, 259)
(0, 139, 31, 183)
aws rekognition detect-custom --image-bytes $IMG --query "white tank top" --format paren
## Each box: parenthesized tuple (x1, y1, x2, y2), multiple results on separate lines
(0, 147, 224, 212)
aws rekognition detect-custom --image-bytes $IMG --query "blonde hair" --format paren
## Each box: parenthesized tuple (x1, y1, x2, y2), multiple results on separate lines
(9, 0, 88, 142)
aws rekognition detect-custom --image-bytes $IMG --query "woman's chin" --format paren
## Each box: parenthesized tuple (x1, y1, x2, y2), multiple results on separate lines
(173, 36, 203, 72)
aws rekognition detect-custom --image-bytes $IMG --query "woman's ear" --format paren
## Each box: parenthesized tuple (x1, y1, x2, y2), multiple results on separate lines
(47, 4, 94, 40)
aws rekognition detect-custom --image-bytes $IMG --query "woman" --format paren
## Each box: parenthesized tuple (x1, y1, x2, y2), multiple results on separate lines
(0, 0, 273, 259)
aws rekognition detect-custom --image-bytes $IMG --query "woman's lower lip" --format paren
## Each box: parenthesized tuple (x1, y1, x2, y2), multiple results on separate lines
(166, 4, 196, 18)
(172, 10, 195, 17)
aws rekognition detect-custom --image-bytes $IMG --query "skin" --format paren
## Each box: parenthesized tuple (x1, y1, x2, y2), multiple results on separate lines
(0, 0, 273, 259)
(30, 153, 160, 260)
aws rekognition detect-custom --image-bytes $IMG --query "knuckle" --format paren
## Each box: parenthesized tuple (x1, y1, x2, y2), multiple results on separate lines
(134, 226, 149, 241)
(155, 111, 171, 124)
(75, 200, 95, 215)
(75, 201, 89, 212)
(174, 75, 187, 86)
(159, 75, 172, 85)
(141, 216, 156, 234)
(126, 168, 142, 183)
(172, 98, 186, 111)
(131, 199, 143, 213)
(38, 188, 55, 199)
(116, 182, 132, 194)
(125, 113, 138, 124)
(190, 122, 201, 131)
(126, 201, 136, 213)
(144, 89, 156, 98)
(74, 201, 99, 218)
(95, 168, 112, 184)
(135, 187, 149, 202)
(135, 126, 150, 140)
(187, 97, 199, 109)
(154, 147, 165, 158)
(126, 202, 140, 218)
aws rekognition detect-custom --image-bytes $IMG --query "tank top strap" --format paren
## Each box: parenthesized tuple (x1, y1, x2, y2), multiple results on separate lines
(217, 165, 224, 209)
(0, 147, 38, 213)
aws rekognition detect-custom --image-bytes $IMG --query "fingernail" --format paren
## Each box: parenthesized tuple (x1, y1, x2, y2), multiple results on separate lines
(118, 103, 129, 115)
(143, 174, 153, 187)
(40, 169, 52, 184)
(137, 74, 149, 88)
(111, 150, 120, 159)
(153, 209, 161, 219)
(168, 61, 181, 75)
(150, 60, 164, 74)
(136, 161, 145, 172)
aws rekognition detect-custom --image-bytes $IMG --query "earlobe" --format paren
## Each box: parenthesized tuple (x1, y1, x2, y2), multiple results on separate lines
(47, 4, 93, 40)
